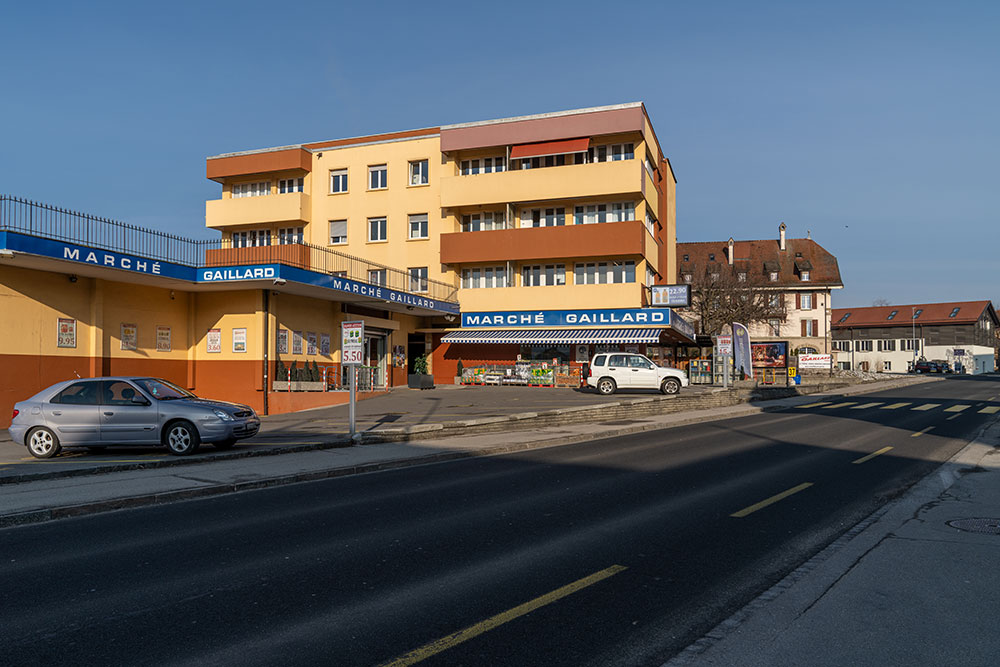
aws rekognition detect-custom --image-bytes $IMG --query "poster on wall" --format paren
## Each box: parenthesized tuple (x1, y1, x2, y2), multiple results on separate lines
(575, 345, 590, 362)
(320, 333, 330, 356)
(121, 323, 137, 351)
(277, 329, 288, 354)
(393, 345, 405, 367)
(207, 328, 222, 353)
(156, 325, 171, 352)
(751, 341, 788, 368)
(625, 345, 640, 354)
(307, 332, 317, 355)
(57, 318, 76, 348)
(233, 328, 247, 353)
(292, 331, 303, 355)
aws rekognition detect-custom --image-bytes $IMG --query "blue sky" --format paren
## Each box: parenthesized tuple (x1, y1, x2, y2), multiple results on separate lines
(2, 0, 997, 307)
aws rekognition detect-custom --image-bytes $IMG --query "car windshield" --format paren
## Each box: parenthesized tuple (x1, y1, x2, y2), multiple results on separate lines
(133, 378, 197, 401)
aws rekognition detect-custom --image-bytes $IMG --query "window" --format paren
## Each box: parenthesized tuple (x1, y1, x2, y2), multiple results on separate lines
(769, 319, 781, 336)
(103, 380, 146, 406)
(408, 214, 428, 239)
(887, 310, 898, 320)
(462, 212, 504, 232)
(646, 265, 656, 287)
(883, 361, 892, 371)
(683, 274, 692, 283)
(902, 338, 921, 352)
(573, 261, 635, 285)
(573, 201, 634, 224)
(368, 165, 387, 190)
(855, 340, 873, 352)
(232, 229, 271, 248)
(278, 177, 304, 193)
(589, 143, 634, 163)
(708, 254, 715, 261)
(949, 307, 961, 318)
(409, 267, 428, 293)
(912, 309, 923, 319)
(461, 156, 506, 175)
(803, 319, 817, 336)
(329, 220, 347, 245)
(232, 181, 270, 198)
(331, 271, 347, 278)
(521, 207, 564, 227)
(522, 264, 565, 287)
(409, 160, 429, 186)
(800, 270, 810, 281)
(461, 266, 509, 289)
(769, 294, 783, 308)
(877, 339, 897, 352)
(52, 381, 100, 405)
(368, 217, 387, 242)
(682, 254, 689, 262)
(838, 312, 851, 323)
(592, 355, 607, 367)
(278, 227, 303, 245)
(801, 294, 813, 309)
(770, 271, 779, 282)
(330, 169, 348, 193)
(833, 340, 852, 351)
(368, 269, 386, 286)
(738, 272, 747, 282)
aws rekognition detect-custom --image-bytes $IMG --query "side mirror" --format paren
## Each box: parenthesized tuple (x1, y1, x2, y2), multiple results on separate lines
(131, 395, 151, 406)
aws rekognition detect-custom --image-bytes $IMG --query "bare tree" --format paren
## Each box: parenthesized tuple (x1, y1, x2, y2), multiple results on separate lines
(872, 298, 891, 307)
(681, 268, 787, 336)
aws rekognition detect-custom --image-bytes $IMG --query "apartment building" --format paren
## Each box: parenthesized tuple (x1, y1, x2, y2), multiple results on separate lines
(675, 224, 844, 361)
(204, 103, 695, 384)
(832, 301, 998, 374)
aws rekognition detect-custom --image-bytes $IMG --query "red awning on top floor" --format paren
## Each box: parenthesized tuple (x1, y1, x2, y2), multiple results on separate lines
(509, 137, 590, 159)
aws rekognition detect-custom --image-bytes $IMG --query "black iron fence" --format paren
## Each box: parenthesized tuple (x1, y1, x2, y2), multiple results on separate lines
(0, 195, 458, 304)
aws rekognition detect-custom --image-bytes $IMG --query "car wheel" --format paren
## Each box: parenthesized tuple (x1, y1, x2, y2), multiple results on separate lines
(597, 378, 617, 395)
(163, 421, 200, 456)
(27, 427, 61, 459)
(661, 378, 681, 395)
(214, 438, 237, 451)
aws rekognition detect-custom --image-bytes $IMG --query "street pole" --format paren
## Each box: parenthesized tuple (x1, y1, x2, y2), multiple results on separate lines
(349, 366, 356, 436)
(912, 306, 917, 371)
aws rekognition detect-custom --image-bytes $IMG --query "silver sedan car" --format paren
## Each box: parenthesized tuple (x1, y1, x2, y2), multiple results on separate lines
(9, 377, 260, 458)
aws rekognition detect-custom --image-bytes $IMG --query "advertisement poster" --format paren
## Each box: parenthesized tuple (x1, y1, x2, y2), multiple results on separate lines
(207, 328, 222, 353)
(156, 325, 171, 352)
(232, 328, 247, 353)
(575, 345, 590, 362)
(733, 322, 753, 379)
(121, 323, 137, 351)
(751, 341, 788, 368)
(277, 329, 288, 354)
(320, 333, 331, 356)
(798, 353, 832, 369)
(57, 318, 76, 348)
(307, 332, 317, 355)
(393, 345, 405, 367)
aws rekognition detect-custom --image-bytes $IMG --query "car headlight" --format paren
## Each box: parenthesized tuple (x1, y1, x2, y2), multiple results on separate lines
(213, 409, 234, 422)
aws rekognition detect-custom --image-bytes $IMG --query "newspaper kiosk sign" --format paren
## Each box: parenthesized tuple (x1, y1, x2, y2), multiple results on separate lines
(341, 321, 364, 365)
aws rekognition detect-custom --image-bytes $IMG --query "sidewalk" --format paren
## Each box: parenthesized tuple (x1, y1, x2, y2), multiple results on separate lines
(0, 376, 936, 527)
(666, 415, 1000, 666)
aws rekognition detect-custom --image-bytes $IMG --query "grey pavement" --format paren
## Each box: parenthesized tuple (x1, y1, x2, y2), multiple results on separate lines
(666, 402, 1000, 666)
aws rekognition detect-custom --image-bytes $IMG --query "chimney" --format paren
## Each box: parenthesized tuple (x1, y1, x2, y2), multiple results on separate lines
(728, 237, 735, 265)
(779, 222, 787, 251)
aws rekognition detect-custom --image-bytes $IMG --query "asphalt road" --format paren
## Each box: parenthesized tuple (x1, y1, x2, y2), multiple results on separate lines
(2, 376, 996, 666)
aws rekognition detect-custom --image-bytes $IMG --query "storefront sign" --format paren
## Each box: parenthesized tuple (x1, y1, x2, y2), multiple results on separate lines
(651, 284, 691, 308)
(57, 318, 76, 348)
(462, 308, 671, 328)
(207, 328, 222, 353)
(232, 327, 247, 353)
(277, 329, 288, 354)
(798, 354, 832, 369)
(121, 323, 137, 351)
(200, 265, 277, 281)
(341, 321, 364, 365)
(156, 325, 171, 352)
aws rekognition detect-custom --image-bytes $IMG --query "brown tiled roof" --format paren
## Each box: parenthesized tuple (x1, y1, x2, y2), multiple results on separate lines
(675, 238, 843, 287)
(832, 301, 997, 328)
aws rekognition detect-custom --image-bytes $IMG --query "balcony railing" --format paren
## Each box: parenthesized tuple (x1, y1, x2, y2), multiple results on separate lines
(0, 195, 458, 304)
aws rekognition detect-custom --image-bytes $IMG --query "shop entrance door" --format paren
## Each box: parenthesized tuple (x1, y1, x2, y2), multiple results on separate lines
(363, 334, 386, 390)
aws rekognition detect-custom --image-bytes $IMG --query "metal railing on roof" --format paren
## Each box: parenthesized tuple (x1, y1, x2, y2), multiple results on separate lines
(0, 195, 459, 304)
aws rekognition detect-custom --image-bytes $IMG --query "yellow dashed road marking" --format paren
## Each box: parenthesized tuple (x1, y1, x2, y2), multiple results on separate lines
(731, 483, 814, 518)
(979, 406, 1000, 414)
(822, 402, 857, 409)
(380, 564, 628, 666)
(796, 402, 832, 409)
(880, 403, 912, 410)
(944, 405, 970, 413)
(853, 446, 893, 464)
(911, 403, 940, 411)
(851, 402, 883, 409)
(912, 427, 933, 438)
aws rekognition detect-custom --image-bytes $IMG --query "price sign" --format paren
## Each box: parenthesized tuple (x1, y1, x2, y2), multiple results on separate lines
(341, 321, 364, 366)
(717, 335, 733, 355)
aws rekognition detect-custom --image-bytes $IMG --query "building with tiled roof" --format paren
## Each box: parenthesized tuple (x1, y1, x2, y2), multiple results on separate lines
(831, 300, 998, 374)
(676, 223, 844, 357)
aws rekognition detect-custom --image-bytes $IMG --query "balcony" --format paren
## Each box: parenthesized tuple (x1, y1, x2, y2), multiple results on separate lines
(440, 160, 643, 208)
(205, 193, 311, 230)
(440, 220, 658, 270)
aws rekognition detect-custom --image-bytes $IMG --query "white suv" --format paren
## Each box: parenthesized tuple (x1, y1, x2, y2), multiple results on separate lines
(587, 353, 689, 395)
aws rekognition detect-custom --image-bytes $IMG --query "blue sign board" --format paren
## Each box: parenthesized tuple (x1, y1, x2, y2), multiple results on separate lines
(462, 307, 695, 340)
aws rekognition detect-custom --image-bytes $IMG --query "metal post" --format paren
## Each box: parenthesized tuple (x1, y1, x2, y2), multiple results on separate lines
(722, 351, 730, 388)
(349, 366, 356, 436)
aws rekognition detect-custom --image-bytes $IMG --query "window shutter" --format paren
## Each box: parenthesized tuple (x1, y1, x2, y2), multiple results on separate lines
(801, 320, 807, 337)
(795, 293, 801, 309)
(329, 220, 347, 239)
(812, 292, 819, 309)
(812, 320, 818, 336)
